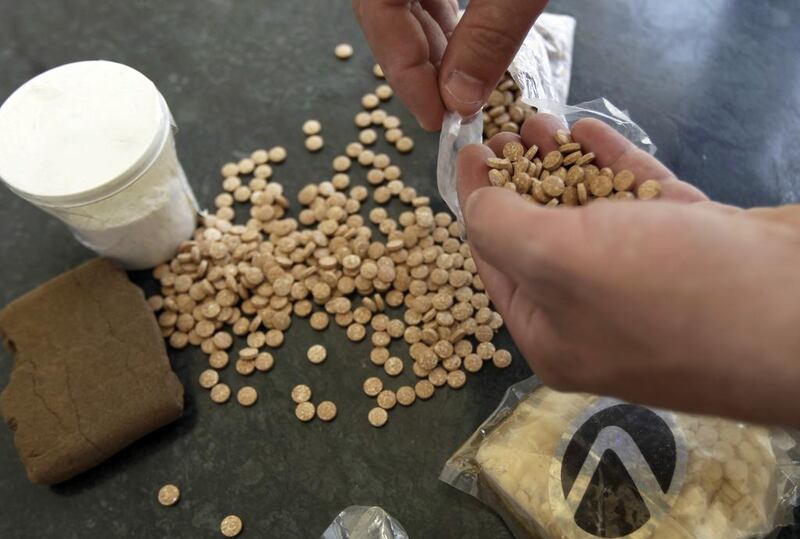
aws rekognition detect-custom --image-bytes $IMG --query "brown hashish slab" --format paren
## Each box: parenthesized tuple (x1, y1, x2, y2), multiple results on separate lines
(0, 258, 184, 484)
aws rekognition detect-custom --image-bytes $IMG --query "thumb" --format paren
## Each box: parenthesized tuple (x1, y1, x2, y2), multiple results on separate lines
(438, 0, 547, 117)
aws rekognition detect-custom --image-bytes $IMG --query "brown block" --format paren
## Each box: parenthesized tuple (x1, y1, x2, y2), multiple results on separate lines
(0, 258, 183, 484)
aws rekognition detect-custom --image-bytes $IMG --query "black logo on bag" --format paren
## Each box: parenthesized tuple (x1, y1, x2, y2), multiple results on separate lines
(552, 401, 685, 538)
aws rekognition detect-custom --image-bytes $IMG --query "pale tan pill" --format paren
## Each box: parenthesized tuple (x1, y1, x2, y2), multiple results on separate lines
(317, 400, 337, 421)
(251, 148, 268, 164)
(385, 128, 403, 144)
(199, 369, 219, 389)
(370, 347, 389, 366)
(346, 323, 366, 341)
(383, 115, 401, 129)
(363, 377, 383, 397)
(212, 331, 233, 349)
(265, 329, 284, 347)
(254, 352, 274, 372)
(613, 169, 636, 192)
(589, 174, 614, 197)
(291, 384, 312, 403)
(355, 111, 372, 128)
(158, 484, 181, 506)
(235, 359, 255, 376)
(221, 162, 239, 177)
(493, 349, 512, 368)
(384, 356, 404, 376)
(209, 351, 229, 369)
(302, 119, 322, 135)
(220, 515, 243, 537)
(332, 155, 351, 172)
(359, 128, 377, 145)
(428, 367, 447, 387)
(210, 383, 231, 404)
(396, 136, 414, 153)
(543, 150, 563, 170)
(375, 84, 393, 100)
(295, 401, 316, 422)
(463, 354, 483, 373)
(415, 380, 435, 400)
(396, 386, 416, 406)
(373, 64, 384, 78)
(307, 344, 327, 364)
(446, 369, 467, 389)
(268, 146, 287, 163)
(334, 43, 354, 59)
(362, 93, 380, 110)
(305, 135, 324, 152)
(368, 407, 388, 428)
(237, 386, 258, 407)
(310, 311, 329, 330)
(638, 179, 662, 200)
(370, 109, 387, 125)
(502, 141, 525, 161)
(377, 389, 397, 410)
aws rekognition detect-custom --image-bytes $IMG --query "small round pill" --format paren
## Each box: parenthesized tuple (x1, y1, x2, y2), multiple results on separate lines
(373, 64, 384, 78)
(396, 386, 416, 406)
(334, 43, 353, 59)
(638, 179, 662, 200)
(317, 401, 337, 422)
(291, 384, 312, 403)
(414, 380, 435, 400)
(375, 84, 393, 100)
(268, 146, 287, 163)
(237, 386, 258, 407)
(295, 401, 316, 422)
(157, 484, 180, 506)
(493, 349, 512, 369)
(235, 359, 255, 376)
(310, 312, 329, 330)
(305, 135, 324, 152)
(254, 352, 274, 372)
(368, 407, 388, 428)
(199, 369, 219, 389)
(446, 370, 467, 389)
(302, 119, 321, 135)
(396, 137, 414, 153)
(363, 377, 383, 397)
(307, 344, 327, 364)
(384, 356, 404, 376)
(220, 515, 243, 537)
(210, 383, 231, 404)
(377, 390, 396, 410)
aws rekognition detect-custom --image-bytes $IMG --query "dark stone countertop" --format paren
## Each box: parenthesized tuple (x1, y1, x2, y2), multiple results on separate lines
(0, 0, 798, 537)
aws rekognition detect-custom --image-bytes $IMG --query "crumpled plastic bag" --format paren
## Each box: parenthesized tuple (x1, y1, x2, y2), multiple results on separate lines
(320, 506, 409, 539)
(436, 12, 655, 228)
(441, 377, 800, 539)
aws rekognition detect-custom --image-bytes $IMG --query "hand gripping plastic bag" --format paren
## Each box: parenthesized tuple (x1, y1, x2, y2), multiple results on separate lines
(441, 377, 800, 539)
(436, 13, 655, 228)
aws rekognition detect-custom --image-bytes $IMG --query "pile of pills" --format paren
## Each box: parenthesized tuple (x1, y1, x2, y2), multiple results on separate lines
(147, 48, 512, 430)
(487, 134, 662, 206)
(483, 73, 535, 139)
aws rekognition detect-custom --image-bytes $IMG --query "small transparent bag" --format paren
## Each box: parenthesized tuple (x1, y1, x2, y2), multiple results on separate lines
(320, 506, 409, 539)
(436, 13, 654, 227)
(441, 377, 800, 539)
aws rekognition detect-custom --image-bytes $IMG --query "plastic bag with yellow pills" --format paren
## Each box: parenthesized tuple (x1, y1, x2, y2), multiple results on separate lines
(441, 377, 800, 539)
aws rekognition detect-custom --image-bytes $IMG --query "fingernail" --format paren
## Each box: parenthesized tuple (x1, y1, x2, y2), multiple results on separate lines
(444, 70, 485, 106)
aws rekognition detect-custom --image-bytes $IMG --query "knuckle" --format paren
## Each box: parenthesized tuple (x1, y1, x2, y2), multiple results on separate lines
(462, 19, 519, 66)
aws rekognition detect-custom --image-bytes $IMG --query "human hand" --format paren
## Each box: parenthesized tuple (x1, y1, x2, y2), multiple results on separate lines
(457, 114, 800, 426)
(352, 0, 548, 130)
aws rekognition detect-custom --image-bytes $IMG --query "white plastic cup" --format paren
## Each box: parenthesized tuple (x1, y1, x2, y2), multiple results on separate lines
(0, 60, 198, 269)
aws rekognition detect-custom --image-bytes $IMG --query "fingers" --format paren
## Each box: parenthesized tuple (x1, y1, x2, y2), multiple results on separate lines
(456, 143, 494, 209)
(519, 113, 565, 154)
(461, 187, 585, 286)
(353, 0, 447, 131)
(438, 0, 548, 118)
(570, 118, 708, 202)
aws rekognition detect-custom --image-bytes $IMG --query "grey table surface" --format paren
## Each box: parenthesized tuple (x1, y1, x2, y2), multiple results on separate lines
(1, 0, 799, 537)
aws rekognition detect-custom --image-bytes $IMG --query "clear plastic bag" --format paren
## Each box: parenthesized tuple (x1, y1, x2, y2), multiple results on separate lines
(320, 506, 409, 539)
(436, 12, 656, 227)
(441, 377, 800, 539)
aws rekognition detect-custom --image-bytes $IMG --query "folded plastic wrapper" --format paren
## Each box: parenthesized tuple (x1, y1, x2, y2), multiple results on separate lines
(441, 377, 800, 539)
(320, 506, 409, 539)
(436, 13, 654, 227)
